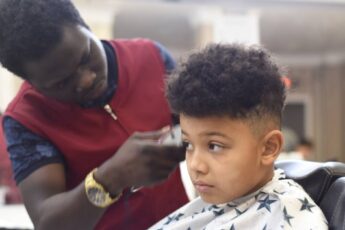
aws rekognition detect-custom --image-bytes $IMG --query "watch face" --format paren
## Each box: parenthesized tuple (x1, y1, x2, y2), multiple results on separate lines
(87, 187, 107, 205)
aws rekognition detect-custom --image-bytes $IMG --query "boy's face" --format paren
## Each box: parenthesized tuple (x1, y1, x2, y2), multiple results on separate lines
(180, 114, 271, 204)
(23, 25, 108, 104)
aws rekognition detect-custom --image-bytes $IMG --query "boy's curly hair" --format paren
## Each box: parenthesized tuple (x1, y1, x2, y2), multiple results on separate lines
(0, 0, 88, 78)
(167, 43, 286, 127)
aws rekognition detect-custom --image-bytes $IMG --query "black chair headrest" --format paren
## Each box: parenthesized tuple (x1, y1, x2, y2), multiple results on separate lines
(319, 177, 345, 230)
(275, 160, 345, 203)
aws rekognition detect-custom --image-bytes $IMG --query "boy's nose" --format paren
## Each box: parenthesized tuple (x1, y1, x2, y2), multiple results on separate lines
(75, 68, 97, 93)
(188, 151, 208, 174)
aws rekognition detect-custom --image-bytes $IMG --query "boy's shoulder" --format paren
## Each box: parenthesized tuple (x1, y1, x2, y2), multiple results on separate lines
(259, 169, 328, 229)
(261, 169, 317, 205)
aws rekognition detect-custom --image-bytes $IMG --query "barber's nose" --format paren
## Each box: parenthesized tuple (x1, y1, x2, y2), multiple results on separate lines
(75, 68, 97, 93)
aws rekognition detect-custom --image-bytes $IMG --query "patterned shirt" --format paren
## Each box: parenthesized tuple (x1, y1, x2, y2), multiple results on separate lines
(149, 169, 328, 230)
(2, 40, 175, 184)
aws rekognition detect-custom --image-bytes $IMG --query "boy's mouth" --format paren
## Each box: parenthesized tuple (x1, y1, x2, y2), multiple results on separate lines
(193, 181, 214, 193)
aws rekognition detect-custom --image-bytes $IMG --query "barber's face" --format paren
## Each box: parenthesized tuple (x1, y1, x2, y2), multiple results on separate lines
(23, 25, 108, 104)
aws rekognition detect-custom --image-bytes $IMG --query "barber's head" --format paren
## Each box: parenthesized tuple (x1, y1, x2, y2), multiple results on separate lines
(0, 0, 108, 103)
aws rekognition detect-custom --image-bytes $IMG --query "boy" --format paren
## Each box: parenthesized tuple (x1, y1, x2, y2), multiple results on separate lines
(0, 0, 187, 229)
(150, 44, 327, 229)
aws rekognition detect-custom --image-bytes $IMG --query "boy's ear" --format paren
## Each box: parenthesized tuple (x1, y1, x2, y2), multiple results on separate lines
(260, 130, 284, 165)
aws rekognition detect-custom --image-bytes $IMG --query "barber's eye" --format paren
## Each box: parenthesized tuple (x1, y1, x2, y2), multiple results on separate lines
(80, 48, 91, 65)
(56, 78, 70, 89)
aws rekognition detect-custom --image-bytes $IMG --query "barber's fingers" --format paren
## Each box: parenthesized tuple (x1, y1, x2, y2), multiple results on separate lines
(141, 161, 181, 186)
(148, 168, 179, 185)
(160, 145, 186, 162)
(141, 144, 186, 162)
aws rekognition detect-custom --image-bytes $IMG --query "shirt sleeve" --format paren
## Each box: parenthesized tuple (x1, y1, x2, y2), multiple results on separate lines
(2, 116, 64, 184)
(153, 41, 176, 74)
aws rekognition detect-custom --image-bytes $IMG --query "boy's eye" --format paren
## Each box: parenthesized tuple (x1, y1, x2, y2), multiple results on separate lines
(208, 143, 223, 152)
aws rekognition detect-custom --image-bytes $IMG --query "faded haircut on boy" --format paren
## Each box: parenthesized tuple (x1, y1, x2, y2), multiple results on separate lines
(167, 43, 286, 134)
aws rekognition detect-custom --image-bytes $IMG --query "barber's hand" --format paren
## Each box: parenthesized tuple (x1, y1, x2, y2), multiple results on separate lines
(96, 129, 185, 195)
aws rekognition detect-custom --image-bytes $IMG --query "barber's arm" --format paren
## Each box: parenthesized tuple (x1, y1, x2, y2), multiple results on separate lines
(4, 117, 184, 230)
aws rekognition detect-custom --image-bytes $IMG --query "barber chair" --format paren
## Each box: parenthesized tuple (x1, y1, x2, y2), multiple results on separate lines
(275, 160, 345, 230)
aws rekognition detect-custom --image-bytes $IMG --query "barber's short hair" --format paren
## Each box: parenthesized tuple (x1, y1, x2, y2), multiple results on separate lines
(167, 43, 286, 127)
(0, 0, 88, 78)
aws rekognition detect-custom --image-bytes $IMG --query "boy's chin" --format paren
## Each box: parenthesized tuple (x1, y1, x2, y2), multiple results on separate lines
(201, 195, 227, 205)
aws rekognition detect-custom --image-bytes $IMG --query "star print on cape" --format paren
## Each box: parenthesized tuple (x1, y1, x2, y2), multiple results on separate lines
(299, 197, 315, 212)
(257, 195, 277, 212)
(283, 206, 294, 226)
(231, 208, 248, 220)
(163, 213, 184, 225)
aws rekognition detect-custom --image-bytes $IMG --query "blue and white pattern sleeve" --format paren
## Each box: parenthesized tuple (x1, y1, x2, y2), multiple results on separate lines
(2, 116, 64, 184)
(154, 41, 176, 74)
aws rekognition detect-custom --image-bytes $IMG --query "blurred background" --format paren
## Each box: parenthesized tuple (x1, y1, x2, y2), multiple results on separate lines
(1, 0, 345, 162)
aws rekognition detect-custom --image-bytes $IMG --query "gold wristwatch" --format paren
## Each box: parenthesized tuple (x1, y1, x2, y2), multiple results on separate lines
(84, 168, 122, 208)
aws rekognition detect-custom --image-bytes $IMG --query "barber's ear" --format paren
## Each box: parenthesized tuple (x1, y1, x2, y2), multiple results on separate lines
(260, 130, 284, 165)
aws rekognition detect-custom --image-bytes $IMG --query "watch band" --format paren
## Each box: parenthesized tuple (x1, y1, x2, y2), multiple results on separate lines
(84, 168, 122, 208)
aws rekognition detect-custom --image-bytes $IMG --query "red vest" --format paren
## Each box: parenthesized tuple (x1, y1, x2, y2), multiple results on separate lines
(5, 39, 188, 229)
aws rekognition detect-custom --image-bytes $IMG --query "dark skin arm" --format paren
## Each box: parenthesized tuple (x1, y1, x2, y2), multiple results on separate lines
(20, 163, 102, 230)
(19, 129, 185, 230)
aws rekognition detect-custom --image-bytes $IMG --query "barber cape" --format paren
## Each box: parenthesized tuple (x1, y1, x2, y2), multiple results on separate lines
(149, 169, 328, 230)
